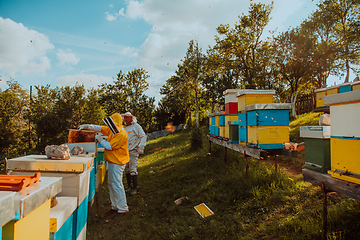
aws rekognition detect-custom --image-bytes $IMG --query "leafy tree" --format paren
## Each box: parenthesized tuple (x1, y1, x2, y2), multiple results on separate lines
(212, 2, 274, 88)
(82, 87, 106, 125)
(317, 0, 360, 82)
(0, 80, 29, 154)
(99, 68, 155, 132)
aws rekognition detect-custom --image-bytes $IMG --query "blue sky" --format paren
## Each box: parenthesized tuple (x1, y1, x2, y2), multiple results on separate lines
(0, 0, 349, 103)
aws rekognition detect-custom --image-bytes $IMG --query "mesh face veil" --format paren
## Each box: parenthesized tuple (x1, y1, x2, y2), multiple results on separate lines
(103, 116, 120, 135)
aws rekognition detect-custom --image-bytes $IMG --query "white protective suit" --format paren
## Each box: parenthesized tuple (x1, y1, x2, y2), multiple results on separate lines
(122, 113, 147, 176)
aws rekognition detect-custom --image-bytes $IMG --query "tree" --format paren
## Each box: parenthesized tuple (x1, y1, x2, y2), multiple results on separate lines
(99, 68, 155, 132)
(315, 0, 360, 82)
(0, 80, 29, 154)
(212, 2, 274, 88)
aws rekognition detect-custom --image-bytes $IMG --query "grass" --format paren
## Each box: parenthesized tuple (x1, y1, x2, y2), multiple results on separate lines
(87, 115, 360, 240)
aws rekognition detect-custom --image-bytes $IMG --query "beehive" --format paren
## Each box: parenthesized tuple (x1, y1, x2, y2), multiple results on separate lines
(236, 90, 275, 112)
(228, 121, 239, 144)
(247, 126, 289, 149)
(224, 89, 241, 114)
(49, 197, 77, 240)
(352, 81, 360, 91)
(219, 126, 225, 138)
(327, 85, 339, 96)
(224, 114, 238, 139)
(324, 90, 360, 184)
(2, 177, 62, 240)
(315, 88, 327, 108)
(245, 103, 291, 127)
(339, 82, 352, 93)
(219, 115, 225, 126)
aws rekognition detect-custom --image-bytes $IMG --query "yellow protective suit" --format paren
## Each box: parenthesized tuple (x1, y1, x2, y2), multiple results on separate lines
(101, 113, 129, 165)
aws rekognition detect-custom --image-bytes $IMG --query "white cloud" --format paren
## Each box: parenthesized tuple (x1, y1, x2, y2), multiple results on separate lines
(0, 17, 54, 77)
(105, 8, 125, 21)
(57, 73, 113, 89)
(122, 0, 317, 102)
(56, 49, 80, 69)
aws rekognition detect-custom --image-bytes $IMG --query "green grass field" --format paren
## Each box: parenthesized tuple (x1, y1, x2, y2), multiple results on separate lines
(87, 113, 360, 239)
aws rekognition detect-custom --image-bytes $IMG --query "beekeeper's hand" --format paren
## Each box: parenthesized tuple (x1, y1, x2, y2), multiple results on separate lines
(78, 124, 89, 130)
(95, 134, 104, 143)
(138, 145, 145, 155)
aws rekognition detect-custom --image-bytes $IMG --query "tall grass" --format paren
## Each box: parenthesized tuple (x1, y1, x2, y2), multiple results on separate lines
(87, 124, 360, 240)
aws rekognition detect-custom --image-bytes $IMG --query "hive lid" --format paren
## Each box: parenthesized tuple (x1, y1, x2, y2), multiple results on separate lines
(245, 103, 292, 111)
(0, 191, 16, 226)
(7, 154, 93, 173)
(223, 89, 242, 95)
(324, 90, 360, 105)
(236, 89, 275, 97)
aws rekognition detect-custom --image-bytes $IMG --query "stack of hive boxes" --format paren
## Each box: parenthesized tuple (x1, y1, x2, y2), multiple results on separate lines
(315, 81, 360, 109)
(325, 90, 360, 184)
(237, 90, 291, 149)
(224, 89, 240, 141)
(300, 126, 331, 173)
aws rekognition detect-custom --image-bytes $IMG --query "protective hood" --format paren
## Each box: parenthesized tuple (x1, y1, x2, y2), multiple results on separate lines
(121, 112, 137, 124)
(103, 113, 123, 134)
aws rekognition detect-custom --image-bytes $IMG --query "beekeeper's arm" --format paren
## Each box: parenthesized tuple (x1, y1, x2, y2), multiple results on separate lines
(136, 125, 147, 155)
(78, 124, 102, 132)
(95, 134, 112, 150)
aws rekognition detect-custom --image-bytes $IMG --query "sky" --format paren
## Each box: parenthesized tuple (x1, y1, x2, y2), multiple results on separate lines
(0, 0, 351, 104)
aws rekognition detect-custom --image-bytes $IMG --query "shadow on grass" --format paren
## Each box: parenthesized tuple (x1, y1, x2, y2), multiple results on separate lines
(87, 127, 360, 240)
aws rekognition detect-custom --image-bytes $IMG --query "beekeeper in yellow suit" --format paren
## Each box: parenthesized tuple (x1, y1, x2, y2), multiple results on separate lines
(79, 113, 129, 219)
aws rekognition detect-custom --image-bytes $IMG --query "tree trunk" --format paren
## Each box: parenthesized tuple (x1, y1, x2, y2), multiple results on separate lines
(291, 91, 298, 118)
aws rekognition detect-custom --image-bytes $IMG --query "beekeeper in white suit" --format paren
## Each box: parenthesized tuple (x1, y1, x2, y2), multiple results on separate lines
(121, 112, 147, 195)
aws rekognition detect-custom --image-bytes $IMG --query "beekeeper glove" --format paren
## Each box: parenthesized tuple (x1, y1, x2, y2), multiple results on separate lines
(79, 124, 102, 132)
(96, 135, 112, 150)
(95, 134, 104, 143)
(78, 124, 89, 130)
(137, 145, 145, 155)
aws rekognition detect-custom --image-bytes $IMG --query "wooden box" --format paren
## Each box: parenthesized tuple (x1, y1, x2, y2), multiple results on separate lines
(215, 115, 220, 127)
(352, 82, 360, 91)
(315, 88, 327, 108)
(238, 112, 247, 127)
(49, 197, 77, 240)
(238, 127, 247, 144)
(219, 115, 225, 126)
(330, 138, 360, 180)
(304, 138, 331, 174)
(229, 122, 239, 144)
(225, 114, 238, 138)
(247, 126, 289, 149)
(236, 90, 275, 112)
(328, 101, 360, 138)
(247, 109, 289, 126)
(339, 83, 352, 93)
(219, 126, 225, 138)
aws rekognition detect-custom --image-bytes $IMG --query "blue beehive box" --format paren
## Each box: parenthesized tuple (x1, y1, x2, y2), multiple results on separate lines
(238, 112, 247, 127)
(339, 83, 352, 93)
(220, 115, 225, 126)
(245, 103, 291, 127)
(238, 127, 247, 143)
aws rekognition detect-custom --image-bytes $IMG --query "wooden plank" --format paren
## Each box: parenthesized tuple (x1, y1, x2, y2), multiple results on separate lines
(302, 168, 360, 201)
(207, 135, 267, 160)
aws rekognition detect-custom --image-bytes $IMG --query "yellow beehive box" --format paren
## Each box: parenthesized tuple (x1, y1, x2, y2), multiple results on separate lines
(352, 81, 360, 91)
(330, 138, 360, 179)
(219, 126, 225, 138)
(247, 126, 289, 149)
(3, 199, 51, 240)
(208, 117, 212, 126)
(315, 88, 327, 108)
(96, 163, 106, 191)
(224, 114, 238, 138)
(327, 86, 339, 95)
(215, 115, 220, 127)
(236, 90, 275, 112)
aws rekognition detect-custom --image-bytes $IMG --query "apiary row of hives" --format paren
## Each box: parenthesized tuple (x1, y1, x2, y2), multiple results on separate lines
(301, 87, 360, 186)
(0, 134, 107, 240)
(209, 89, 291, 150)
